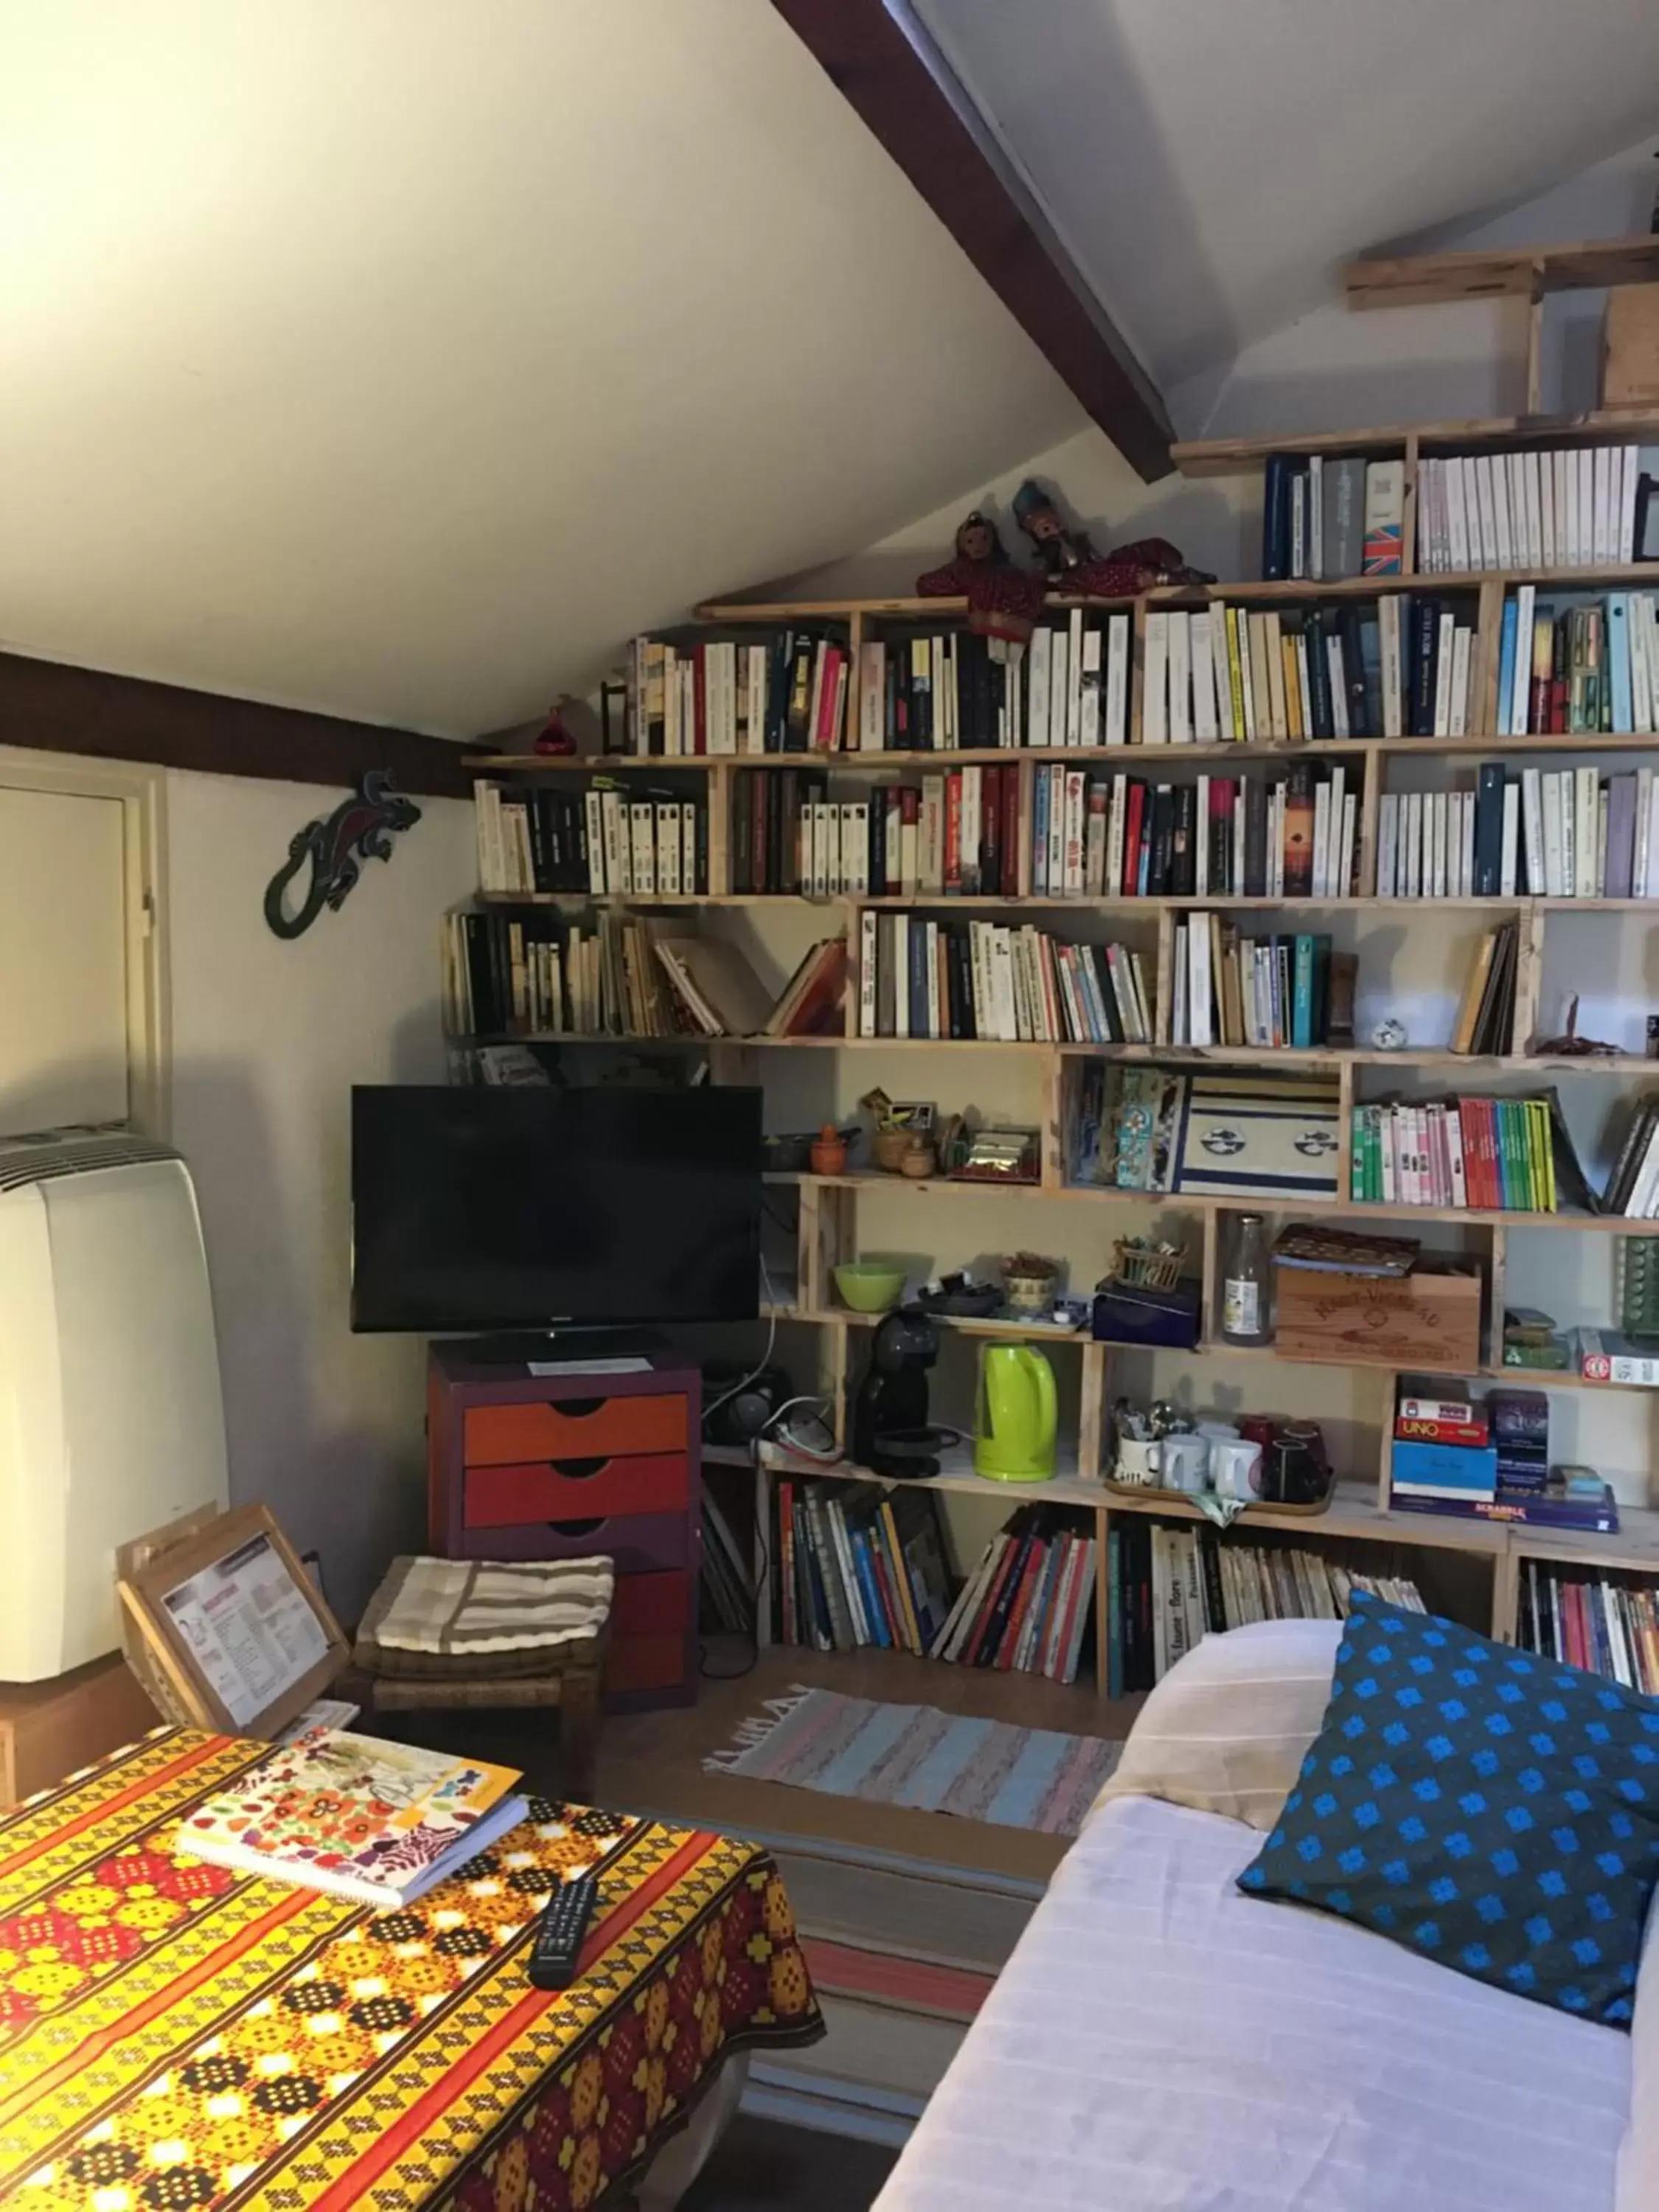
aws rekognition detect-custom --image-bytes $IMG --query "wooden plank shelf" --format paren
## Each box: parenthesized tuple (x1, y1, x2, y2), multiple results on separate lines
(1346, 234, 1659, 312)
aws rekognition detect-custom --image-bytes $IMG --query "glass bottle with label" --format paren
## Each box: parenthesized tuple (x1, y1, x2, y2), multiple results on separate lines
(1220, 1212, 1273, 1346)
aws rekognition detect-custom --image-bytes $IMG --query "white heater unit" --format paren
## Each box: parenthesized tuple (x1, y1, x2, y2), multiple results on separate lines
(0, 1130, 229, 1682)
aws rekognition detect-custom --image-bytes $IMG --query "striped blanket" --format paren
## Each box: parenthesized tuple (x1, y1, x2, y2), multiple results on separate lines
(356, 1554, 614, 1679)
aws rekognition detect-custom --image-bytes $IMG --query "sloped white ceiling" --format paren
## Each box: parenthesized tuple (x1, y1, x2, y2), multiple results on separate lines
(914, 0, 1659, 392)
(0, 1, 1080, 735)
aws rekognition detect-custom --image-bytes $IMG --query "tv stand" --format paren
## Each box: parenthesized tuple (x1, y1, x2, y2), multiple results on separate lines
(426, 1340, 700, 1711)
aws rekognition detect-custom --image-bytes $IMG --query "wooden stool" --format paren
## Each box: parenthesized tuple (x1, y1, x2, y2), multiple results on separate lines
(340, 1631, 608, 1802)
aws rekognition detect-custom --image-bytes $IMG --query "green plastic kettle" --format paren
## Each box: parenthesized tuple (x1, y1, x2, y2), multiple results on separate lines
(975, 1345, 1058, 1481)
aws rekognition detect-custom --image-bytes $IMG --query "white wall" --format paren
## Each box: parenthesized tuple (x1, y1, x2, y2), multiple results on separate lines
(167, 769, 475, 1616)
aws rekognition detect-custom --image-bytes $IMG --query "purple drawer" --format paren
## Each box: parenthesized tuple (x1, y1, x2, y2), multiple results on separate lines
(451, 1510, 692, 1573)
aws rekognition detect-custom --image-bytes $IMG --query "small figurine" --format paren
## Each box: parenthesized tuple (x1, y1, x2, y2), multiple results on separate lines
(1011, 477, 1216, 597)
(533, 705, 577, 757)
(1371, 1016, 1408, 1051)
(914, 508, 1044, 645)
(1535, 994, 1618, 1057)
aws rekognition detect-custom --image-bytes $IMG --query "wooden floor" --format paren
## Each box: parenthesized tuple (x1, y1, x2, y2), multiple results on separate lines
(675, 2113, 895, 2212)
(594, 1642, 1142, 1884)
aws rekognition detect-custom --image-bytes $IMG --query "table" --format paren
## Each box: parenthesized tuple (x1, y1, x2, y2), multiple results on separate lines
(0, 1728, 823, 2210)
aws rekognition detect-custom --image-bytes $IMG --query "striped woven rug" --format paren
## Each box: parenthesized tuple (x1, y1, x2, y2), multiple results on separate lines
(706, 1686, 1121, 1835)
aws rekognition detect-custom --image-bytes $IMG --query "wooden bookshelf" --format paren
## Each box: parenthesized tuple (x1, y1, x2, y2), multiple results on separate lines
(455, 411, 1659, 1694)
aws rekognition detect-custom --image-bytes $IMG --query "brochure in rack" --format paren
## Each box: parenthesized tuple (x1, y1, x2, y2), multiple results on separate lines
(179, 1727, 528, 1907)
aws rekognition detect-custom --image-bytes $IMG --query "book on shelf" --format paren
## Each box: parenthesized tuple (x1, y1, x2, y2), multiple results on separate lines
(1347, 1088, 1598, 1213)
(858, 627, 1036, 751)
(1169, 922, 1352, 1050)
(745, 764, 1023, 898)
(1447, 920, 1520, 1053)
(653, 935, 775, 1037)
(474, 779, 708, 899)
(1029, 758, 1359, 900)
(701, 1489, 757, 1635)
(1022, 613, 1132, 750)
(1416, 444, 1646, 577)
(774, 1480, 961, 1660)
(1259, 454, 1402, 580)
(179, 1728, 527, 1907)
(923, 1506, 1096, 1681)
(1498, 585, 1659, 737)
(1147, 602, 1388, 741)
(1377, 768, 1659, 901)
(627, 628, 849, 756)
(1073, 1065, 1342, 1198)
(1396, 1482, 1621, 1534)
(762, 936, 848, 1037)
(1107, 1518, 1422, 1693)
(1599, 1096, 1659, 1220)
(857, 914, 1151, 1044)
(1520, 1562, 1658, 1691)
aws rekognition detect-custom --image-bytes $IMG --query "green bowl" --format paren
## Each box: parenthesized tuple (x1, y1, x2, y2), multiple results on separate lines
(834, 1260, 908, 1313)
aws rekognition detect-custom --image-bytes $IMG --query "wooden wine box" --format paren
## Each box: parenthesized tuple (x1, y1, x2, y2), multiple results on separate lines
(1273, 1261, 1484, 1371)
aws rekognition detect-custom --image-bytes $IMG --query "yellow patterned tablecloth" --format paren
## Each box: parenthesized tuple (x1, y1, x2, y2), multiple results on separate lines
(0, 1728, 822, 2211)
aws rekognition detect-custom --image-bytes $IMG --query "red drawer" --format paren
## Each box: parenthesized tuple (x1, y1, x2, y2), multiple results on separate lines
(611, 1571, 692, 1638)
(465, 1396, 686, 1467)
(606, 1631, 688, 1696)
(464, 1453, 688, 1528)
(451, 1511, 693, 1570)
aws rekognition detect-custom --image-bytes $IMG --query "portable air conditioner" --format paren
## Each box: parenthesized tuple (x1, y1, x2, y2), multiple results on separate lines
(0, 1130, 229, 1681)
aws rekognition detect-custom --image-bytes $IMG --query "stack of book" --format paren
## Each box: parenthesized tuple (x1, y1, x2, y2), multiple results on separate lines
(1498, 588, 1659, 736)
(1106, 1518, 1422, 1693)
(1601, 1095, 1659, 1219)
(1379, 766, 1659, 902)
(443, 911, 690, 1040)
(627, 628, 848, 755)
(182, 1728, 527, 1907)
(1259, 453, 1404, 579)
(1390, 1385, 1621, 1531)
(1147, 602, 1386, 741)
(1030, 760, 1358, 900)
(1348, 1094, 1574, 1211)
(855, 914, 1151, 1043)
(856, 630, 1038, 751)
(474, 782, 709, 898)
(1170, 922, 1347, 1049)
(928, 1507, 1097, 1680)
(1446, 920, 1519, 1054)
(1417, 444, 1643, 574)
(774, 1481, 958, 1655)
(1520, 1566, 1659, 1689)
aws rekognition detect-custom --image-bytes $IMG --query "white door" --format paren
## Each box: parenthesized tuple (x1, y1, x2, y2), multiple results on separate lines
(0, 755, 167, 1136)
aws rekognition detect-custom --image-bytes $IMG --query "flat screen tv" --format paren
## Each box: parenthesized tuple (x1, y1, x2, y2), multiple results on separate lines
(350, 1086, 762, 1332)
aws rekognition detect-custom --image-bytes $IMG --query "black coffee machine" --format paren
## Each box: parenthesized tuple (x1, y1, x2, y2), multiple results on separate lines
(851, 1306, 953, 1478)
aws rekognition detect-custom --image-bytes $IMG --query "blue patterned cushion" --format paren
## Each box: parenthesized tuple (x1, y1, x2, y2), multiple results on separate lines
(1237, 1592, 1659, 2027)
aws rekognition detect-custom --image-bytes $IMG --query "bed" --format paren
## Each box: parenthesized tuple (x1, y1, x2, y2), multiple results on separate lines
(873, 1621, 1653, 2212)
(0, 1726, 823, 2211)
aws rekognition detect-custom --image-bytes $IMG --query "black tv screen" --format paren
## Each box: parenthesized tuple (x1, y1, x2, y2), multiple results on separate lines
(350, 1086, 762, 1332)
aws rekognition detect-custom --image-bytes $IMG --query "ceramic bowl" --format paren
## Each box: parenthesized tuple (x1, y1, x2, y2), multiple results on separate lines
(833, 1259, 908, 1312)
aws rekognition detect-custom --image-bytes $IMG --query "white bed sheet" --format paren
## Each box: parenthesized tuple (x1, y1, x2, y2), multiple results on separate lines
(874, 1793, 1632, 2212)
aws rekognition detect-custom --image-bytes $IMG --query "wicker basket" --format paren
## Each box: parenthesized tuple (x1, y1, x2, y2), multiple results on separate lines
(1111, 1239, 1186, 1293)
(872, 1127, 913, 1173)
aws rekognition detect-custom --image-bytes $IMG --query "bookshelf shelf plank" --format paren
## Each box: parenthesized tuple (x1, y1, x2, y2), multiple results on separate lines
(1346, 235, 1659, 312)
(1172, 408, 1659, 479)
(759, 1438, 1104, 1509)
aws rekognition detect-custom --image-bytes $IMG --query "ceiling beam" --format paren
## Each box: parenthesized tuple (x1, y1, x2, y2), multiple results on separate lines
(770, 0, 1175, 483)
(0, 652, 473, 798)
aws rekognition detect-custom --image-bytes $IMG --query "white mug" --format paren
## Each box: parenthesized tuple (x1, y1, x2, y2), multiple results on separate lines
(1115, 1436, 1164, 1485)
(1210, 1438, 1264, 1501)
(1161, 1433, 1211, 1492)
(1197, 1421, 1240, 1444)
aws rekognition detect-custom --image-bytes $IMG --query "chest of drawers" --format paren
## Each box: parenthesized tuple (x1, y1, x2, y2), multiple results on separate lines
(426, 1342, 701, 1708)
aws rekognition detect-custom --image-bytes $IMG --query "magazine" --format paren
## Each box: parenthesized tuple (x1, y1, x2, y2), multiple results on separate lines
(178, 1728, 527, 1907)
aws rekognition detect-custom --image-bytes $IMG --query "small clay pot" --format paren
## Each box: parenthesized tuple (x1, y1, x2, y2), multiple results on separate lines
(899, 1137, 936, 1179)
(810, 1123, 848, 1176)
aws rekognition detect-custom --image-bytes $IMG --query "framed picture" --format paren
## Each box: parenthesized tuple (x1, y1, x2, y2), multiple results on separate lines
(117, 1503, 347, 1741)
(888, 1101, 936, 1133)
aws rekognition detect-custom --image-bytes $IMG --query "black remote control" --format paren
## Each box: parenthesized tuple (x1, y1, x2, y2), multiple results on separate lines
(527, 1871, 599, 1990)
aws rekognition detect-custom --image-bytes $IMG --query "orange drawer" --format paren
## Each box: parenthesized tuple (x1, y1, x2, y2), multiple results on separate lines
(465, 1394, 687, 1467)
(463, 1453, 688, 1528)
(611, 1571, 692, 1638)
(605, 1631, 687, 1696)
